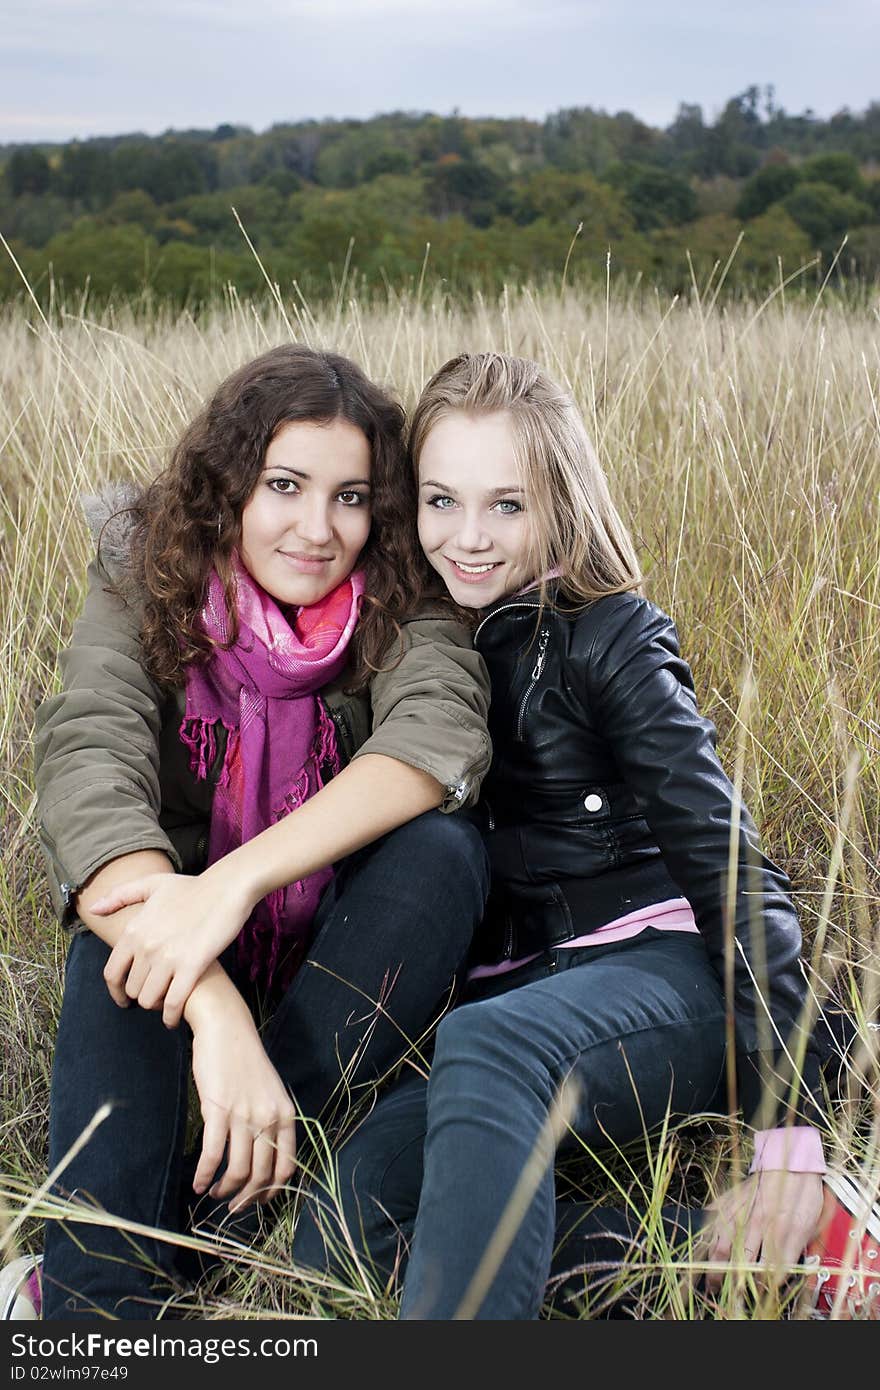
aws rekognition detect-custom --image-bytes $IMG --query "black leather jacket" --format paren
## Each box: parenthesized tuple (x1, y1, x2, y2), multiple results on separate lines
(470, 585, 822, 1127)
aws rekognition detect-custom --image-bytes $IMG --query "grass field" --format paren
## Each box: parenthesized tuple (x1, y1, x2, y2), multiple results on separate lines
(1, 272, 878, 1318)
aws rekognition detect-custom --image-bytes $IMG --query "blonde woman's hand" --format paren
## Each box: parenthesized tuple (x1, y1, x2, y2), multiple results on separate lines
(92, 866, 257, 1027)
(189, 995, 297, 1213)
(698, 1169, 824, 1291)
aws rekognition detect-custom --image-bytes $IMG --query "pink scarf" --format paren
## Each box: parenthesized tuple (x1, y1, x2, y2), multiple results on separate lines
(181, 556, 365, 992)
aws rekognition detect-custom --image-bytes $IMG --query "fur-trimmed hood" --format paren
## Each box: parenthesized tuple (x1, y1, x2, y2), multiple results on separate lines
(81, 482, 140, 576)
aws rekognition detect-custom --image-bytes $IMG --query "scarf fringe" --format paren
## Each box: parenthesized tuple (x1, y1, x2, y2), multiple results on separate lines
(180, 714, 236, 784)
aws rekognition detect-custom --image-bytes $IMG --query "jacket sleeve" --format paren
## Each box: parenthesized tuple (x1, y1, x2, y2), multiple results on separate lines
(582, 596, 822, 1129)
(34, 560, 181, 924)
(352, 616, 492, 811)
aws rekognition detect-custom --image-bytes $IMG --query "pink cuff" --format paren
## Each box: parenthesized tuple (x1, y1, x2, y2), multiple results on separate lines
(749, 1127, 827, 1174)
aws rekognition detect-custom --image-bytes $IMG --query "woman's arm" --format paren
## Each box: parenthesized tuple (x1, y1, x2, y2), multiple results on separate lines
(353, 614, 491, 811)
(583, 596, 827, 1280)
(47, 563, 489, 1023)
(77, 851, 296, 1204)
(35, 559, 182, 923)
(91, 613, 491, 1025)
(582, 594, 822, 1131)
(93, 753, 444, 1025)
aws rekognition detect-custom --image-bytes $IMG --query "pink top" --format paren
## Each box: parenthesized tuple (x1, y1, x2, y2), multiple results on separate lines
(467, 897, 698, 980)
(467, 897, 825, 1173)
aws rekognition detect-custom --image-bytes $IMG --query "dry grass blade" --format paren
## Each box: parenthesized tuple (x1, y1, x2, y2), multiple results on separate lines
(1, 277, 878, 1318)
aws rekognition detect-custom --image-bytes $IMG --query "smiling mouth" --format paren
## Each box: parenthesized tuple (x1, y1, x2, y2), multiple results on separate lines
(446, 558, 503, 575)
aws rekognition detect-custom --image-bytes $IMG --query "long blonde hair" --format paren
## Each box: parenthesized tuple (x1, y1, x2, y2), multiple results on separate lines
(408, 352, 642, 608)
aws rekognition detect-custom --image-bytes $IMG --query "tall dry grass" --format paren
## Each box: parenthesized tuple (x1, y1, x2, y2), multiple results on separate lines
(0, 274, 878, 1318)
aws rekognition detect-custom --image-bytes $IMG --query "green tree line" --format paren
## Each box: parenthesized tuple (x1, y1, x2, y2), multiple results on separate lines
(2, 86, 879, 304)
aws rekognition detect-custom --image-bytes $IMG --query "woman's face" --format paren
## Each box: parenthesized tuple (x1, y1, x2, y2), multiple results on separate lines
(239, 418, 372, 606)
(417, 410, 535, 609)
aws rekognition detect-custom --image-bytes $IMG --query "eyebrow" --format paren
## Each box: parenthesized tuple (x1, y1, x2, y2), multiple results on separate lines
(265, 465, 371, 487)
(420, 479, 523, 498)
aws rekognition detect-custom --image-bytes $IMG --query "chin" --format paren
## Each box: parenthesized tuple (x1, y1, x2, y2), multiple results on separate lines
(450, 579, 507, 609)
(266, 576, 336, 607)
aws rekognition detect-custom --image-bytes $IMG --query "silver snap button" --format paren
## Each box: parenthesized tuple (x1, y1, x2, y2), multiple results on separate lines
(584, 794, 603, 813)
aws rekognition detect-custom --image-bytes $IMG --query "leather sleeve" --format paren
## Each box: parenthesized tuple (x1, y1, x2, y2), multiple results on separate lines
(581, 595, 823, 1128)
(33, 560, 180, 923)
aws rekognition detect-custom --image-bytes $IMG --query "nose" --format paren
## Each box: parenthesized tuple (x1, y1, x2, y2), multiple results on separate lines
(454, 510, 493, 553)
(295, 496, 333, 547)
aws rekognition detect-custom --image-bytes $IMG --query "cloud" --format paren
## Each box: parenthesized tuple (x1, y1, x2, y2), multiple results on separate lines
(1, 0, 877, 143)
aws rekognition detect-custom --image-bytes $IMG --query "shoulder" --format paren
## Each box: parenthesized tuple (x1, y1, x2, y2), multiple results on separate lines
(558, 591, 694, 704)
(564, 590, 677, 656)
(396, 607, 476, 653)
(370, 608, 488, 706)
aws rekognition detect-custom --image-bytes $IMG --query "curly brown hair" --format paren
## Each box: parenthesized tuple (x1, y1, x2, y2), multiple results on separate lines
(122, 344, 437, 691)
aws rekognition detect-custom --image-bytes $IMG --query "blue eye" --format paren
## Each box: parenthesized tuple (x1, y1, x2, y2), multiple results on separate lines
(493, 499, 523, 515)
(427, 494, 456, 509)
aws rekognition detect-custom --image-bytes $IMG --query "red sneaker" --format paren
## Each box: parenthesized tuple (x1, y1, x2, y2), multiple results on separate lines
(804, 1169, 880, 1319)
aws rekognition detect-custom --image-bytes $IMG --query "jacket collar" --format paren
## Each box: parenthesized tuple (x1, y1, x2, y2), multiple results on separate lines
(474, 580, 561, 641)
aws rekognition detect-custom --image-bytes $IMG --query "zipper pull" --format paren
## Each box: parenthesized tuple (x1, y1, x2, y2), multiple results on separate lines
(531, 628, 550, 680)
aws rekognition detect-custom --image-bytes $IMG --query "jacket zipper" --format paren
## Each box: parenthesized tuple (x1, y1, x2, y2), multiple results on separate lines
(503, 917, 514, 959)
(473, 598, 541, 644)
(515, 626, 550, 741)
(38, 824, 81, 916)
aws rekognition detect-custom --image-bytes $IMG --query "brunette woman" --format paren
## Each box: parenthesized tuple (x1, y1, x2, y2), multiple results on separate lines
(22, 345, 490, 1319)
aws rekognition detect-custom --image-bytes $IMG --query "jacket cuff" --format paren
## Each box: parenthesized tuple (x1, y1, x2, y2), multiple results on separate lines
(351, 731, 490, 812)
(737, 1047, 826, 1130)
(41, 834, 182, 927)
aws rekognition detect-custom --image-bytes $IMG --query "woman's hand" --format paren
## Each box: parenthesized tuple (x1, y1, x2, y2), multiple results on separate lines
(189, 996, 297, 1213)
(92, 866, 257, 1027)
(699, 1169, 825, 1290)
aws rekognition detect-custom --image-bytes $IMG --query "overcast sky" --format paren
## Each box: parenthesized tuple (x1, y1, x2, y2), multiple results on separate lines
(2, 0, 878, 144)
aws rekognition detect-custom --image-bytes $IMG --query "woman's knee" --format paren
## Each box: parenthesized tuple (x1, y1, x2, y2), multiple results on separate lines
(64, 926, 110, 983)
(430, 1001, 554, 1115)
(382, 811, 489, 902)
(58, 929, 185, 1055)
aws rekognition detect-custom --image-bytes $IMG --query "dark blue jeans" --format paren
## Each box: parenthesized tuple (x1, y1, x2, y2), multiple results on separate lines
(293, 928, 727, 1319)
(42, 811, 489, 1319)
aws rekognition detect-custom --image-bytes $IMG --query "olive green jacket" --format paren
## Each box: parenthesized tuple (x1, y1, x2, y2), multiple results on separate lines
(34, 496, 491, 924)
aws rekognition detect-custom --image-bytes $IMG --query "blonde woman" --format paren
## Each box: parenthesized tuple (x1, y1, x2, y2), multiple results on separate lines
(294, 352, 878, 1320)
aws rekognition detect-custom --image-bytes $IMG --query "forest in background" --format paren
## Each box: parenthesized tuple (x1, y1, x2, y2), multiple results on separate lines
(2, 85, 880, 303)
